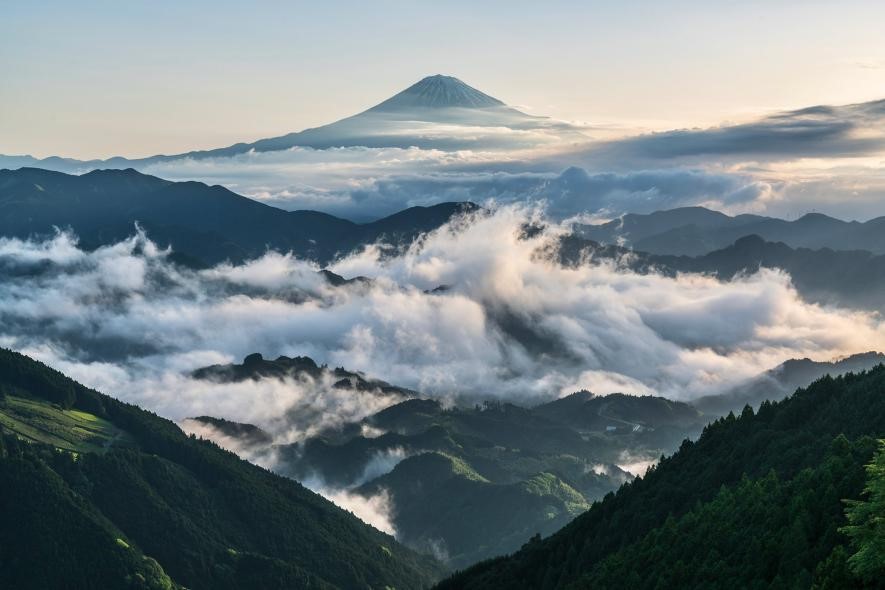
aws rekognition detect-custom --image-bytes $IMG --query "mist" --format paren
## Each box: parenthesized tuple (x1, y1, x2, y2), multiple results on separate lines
(2, 206, 882, 428)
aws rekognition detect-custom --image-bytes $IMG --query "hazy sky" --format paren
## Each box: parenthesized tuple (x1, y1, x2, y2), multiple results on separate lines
(3, 0, 885, 159)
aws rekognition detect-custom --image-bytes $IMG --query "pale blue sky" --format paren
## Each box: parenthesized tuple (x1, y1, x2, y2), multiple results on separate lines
(3, 0, 885, 158)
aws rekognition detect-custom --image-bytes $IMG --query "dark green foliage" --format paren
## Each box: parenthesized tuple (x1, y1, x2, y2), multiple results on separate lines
(359, 453, 588, 567)
(0, 348, 442, 589)
(0, 445, 177, 589)
(0, 395, 133, 453)
(0, 348, 80, 409)
(842, 440, 885, 580)
(439, 366, 885, 590)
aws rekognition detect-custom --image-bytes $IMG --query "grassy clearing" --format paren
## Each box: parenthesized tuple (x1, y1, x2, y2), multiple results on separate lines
(0, 395, 134, 453)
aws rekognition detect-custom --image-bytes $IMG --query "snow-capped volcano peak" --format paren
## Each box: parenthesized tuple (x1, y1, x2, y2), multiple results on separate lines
(368, 74, 506, 111)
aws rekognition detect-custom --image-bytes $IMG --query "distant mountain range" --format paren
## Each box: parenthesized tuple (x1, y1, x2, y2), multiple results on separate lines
(0, 348, 441, 589)
(5, 165, 885, 317)
(0, 75, 582, 173)
(558, 232, 885, 311)
(575, 206, 885, 255)
(0, 167, 476, 266)
(5, 166, 885, 312)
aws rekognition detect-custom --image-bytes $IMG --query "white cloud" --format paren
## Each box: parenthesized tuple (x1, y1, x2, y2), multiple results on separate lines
(4, 205, 885, 535)
(317, 488, 396, 537)
(1, 206, 882, 423)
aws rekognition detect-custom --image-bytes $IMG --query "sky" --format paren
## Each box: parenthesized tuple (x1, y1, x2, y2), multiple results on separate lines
(3, 0, 885, 159)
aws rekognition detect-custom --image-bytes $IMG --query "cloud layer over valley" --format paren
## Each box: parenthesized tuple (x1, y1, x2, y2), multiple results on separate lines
(6, 95, 885, 221)
(4, 204, 884, 536)
(2, 206, 882, 425)
(130, 97, 885, 221)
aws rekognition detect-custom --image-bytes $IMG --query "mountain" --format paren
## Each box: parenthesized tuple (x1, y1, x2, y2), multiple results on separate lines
(192, 352, 417, 397)
(534, 391, 704, 446)
(273, 395, 693, 569)
(438, 365, 885, 589)
(0, 167, 477, 266)
(0, 348, 442, 589)
(557, 232, 885, 311)
(575, 206, 885, 255)
(192, 359, 709, 569)
(0, 76, 579, 173)
(693, 351, 885, 416)
(368, 75, 506, 110)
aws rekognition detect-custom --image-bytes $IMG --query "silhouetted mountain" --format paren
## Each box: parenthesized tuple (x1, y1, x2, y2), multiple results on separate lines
(693, 351, 885, 415)
(367, 74, 506, 111)
(0, 348, 442, 589)
(535, 391, 703, 436)
(1, 76, 579, 172)
(274, 397, 634, 569)
(192, 353, 416, 397)
(0, 167, 477, 266)
(438, 366, 885, 589)
(558, 232, 885, 311)
(185, 416, 273, 447)
(576, 206, 885, 255)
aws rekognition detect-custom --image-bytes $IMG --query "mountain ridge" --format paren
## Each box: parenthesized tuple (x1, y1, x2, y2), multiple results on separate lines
(576, 205, 885, 255)
(0, 75, 566, 172)
(0, 167, 478, 266)
(558, 231, 885, 311)
(0, 348, 443, 589)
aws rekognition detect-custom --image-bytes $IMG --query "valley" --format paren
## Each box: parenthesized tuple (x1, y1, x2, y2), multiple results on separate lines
(3, 13, 885, 587)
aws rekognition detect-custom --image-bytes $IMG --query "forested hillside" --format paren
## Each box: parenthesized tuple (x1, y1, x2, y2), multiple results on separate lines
(215, 386, 705, 569)
(0, 348, 442, 589)
(438, 366, 885, 589)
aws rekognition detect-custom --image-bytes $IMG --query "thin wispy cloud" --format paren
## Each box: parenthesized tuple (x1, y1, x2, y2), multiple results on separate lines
(117, 96, 885, 221)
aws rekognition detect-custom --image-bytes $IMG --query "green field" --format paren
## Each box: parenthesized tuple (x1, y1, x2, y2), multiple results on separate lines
(0, 395, 134, 453)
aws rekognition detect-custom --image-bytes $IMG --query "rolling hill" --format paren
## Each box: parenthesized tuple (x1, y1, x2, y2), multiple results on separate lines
(437, 365, 885, 589)
(192, 357, 708, 570)
(0, 348, 443, 589)
(575, 206, 885, 255)
(693, 351, 885, 416)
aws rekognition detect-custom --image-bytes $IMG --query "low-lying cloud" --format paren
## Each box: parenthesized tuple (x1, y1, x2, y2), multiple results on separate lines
(4, 97, 885, 221)
(140, 145, 782, 220)
(2, 206, 882, 419)
(4, 205, 884, 533)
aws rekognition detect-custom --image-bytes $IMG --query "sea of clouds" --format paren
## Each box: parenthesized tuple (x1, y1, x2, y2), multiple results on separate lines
(3, 203, 885, 534)
(4, 88, 885, 537)
(133, 97, 885, 221)
(3, 205, 883, 417)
